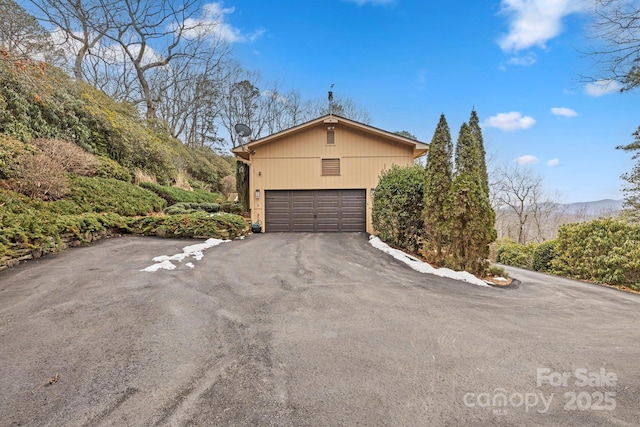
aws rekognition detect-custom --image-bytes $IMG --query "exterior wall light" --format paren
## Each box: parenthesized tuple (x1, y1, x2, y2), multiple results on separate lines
(370, 188, 375, 199)
(255, 189, 260, 199)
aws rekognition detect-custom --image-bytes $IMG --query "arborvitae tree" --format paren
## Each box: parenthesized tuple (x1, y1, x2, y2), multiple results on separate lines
(423, 113, 453, 263)
(469, 109, 489, 194)
(445, 121, 496, 274)
(454, 123, 479, 175)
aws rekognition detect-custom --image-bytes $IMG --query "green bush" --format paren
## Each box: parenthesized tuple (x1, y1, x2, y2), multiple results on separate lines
(140, 182, 224, 205)
(487, 264, 509, 278)
(551, 219, 640, 289)
(220, 201, 243, 214)
(496, 240, 537, 269)
(0, 134, 37, 178)
(532, 240, 557, 272)
(165, 202, 221, 215)
(372, 165, 426, 253)
(129, 212, 246, 240)
(96, 156, 131, 181)
(51, 176, 166, 216)
(0, 189, 130, 258)
(0, 187, 247, 264)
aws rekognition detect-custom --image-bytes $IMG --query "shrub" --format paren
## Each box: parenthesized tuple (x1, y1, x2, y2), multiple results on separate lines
(487, 264, 509, 279)
(96, 156, 131, 182)
(0, 58, 231, 190)
(551, 219, 640, 289)
(372, 165, 425, 253)
(164, 202, 221, 215)
(140, 182, 224, 205)
(0, 133, 36, 178)
(129, 212, 247, 239)
(532, 240, 557, 272)
(60, 176, 166, 216)
(0, 190, 121, 256)
(7, 153, 69, 199)
(31, 138, 98, 176)
(496, 240, 537, 269)
(221, 201, 243, 214)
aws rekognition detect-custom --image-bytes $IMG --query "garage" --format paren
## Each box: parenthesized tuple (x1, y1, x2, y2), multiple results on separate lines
(265, 190, 366, 232)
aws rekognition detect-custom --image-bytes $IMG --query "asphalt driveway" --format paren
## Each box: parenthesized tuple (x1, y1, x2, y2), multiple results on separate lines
(0, 233, 638, 426)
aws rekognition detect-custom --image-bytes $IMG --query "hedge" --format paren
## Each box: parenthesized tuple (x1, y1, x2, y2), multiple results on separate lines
(496, 240, 537, 269)
(551, 219, 640, 290)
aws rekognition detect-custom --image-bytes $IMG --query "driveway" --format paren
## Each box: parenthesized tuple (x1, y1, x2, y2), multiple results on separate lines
(0, 233, 638, 426)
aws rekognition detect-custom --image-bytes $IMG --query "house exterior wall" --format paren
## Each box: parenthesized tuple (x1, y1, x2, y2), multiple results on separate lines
(247, 122, 415, 233)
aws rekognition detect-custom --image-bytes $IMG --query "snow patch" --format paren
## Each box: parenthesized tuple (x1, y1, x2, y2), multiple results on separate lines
(369, 236, 490, 287)
(141, 238, 229, 272)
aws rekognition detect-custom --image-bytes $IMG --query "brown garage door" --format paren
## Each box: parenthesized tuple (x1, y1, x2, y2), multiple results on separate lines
(265, 190, 366, 232)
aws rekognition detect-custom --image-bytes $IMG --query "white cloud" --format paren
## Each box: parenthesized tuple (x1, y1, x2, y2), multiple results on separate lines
(181, 2, 265, 43)
(498, 0, 588, 52)
(515, 155, 540, 165)
(507, 52, 537, 67)
(484, 112, 536, 131)
(343, 0, 395, 5)
(584, 79, 622, 96)
(551, 107, 578, 117)
(547, 158, 560, 166)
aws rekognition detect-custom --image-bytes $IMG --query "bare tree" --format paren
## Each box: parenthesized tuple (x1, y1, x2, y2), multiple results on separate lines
(28, 0, 110, 80)
(584, 2, 640, 218)
(303, 94, 371, 124)
(216, 65, 299, 147)
(102, 0, 223, 119)
(531, 190, 564, 242)
(154, 44, 230, 148)
(585, 0, 640, 91)
(492, 163, 546, 245)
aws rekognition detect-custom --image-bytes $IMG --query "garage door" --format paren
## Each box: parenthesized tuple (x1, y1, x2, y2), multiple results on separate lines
(265, 190, 366, 232)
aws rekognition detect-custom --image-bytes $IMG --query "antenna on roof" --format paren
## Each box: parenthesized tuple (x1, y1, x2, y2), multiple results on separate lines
(234, 123, 252, 152)
(328, 83, 334, 117)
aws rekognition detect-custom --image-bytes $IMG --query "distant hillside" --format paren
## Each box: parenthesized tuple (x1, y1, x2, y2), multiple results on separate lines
(560, 199, 625, 215)
(495, 198, 625, 243)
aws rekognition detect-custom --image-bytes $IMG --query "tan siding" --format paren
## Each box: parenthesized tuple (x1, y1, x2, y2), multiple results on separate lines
(248, 122, 416, 233)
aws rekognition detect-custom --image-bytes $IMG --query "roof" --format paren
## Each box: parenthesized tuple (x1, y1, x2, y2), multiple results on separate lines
(231, 114, 429, 160)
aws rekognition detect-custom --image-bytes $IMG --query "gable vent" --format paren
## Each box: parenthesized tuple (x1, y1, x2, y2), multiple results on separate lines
(322, 158, 340, 175)
(327, 129, 335, 144)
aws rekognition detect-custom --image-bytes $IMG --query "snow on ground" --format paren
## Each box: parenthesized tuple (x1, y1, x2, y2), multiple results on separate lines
(369, 236, 490, 287)
(141, 238, 230, 272)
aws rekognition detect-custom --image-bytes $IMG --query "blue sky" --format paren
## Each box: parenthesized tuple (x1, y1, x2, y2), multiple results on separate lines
(205, 0, 639, 203)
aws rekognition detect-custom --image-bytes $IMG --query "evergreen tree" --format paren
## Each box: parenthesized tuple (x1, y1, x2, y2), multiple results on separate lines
(445, 120, 496, 274)
(423, 113, 453, 263)
(469, 109, 489, 194)
(618, 126, 640, 220)
(454, 123, 479, 176)
(0, 0, 58, 60)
